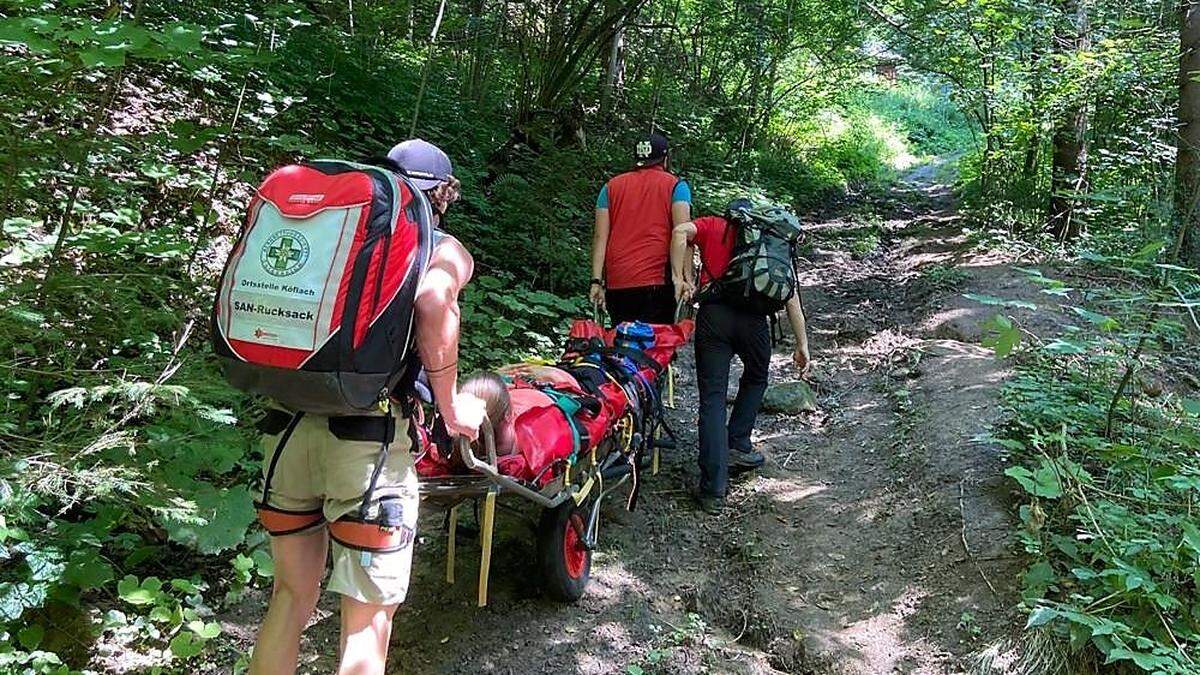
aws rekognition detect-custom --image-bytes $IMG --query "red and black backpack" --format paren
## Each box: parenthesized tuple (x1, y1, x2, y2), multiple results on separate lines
(211, 160, 433, 416)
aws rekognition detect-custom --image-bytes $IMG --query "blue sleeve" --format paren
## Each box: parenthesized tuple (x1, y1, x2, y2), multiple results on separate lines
(673, 180, 692, 204)
(596, 185, 609, 209)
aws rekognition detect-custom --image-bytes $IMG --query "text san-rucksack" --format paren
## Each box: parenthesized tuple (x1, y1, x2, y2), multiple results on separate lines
(211, 160, 434, 415)
(711, 204, 803, 314)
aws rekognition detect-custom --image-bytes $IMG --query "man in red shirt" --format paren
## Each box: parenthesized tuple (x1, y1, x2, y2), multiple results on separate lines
(670, 199, 811, 514)
(589, 132, 692, 324)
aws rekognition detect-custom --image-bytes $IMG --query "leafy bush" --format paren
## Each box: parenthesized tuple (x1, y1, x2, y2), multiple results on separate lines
(0, 0, 972, 668)
(857, 81, 972, 157)
(979, 261, 1200, 672)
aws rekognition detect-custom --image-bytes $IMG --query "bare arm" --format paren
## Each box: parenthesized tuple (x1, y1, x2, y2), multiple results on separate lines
(670, 221, 697, 301)
(671, 201, 694, 285)
(671, 200, 691, 227)
(785, 292, 811, 374)
(590, 207, 610, 306)
(591, 208, 610, 281)
(415, 238, 483, 438)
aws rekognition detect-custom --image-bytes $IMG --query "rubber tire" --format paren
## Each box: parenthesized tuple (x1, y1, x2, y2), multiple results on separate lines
(536, 501, 592, 603)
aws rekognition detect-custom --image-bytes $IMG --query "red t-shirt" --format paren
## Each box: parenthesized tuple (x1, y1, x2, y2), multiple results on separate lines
(603, 166, 681, 289)
(692, 215, 736, 285)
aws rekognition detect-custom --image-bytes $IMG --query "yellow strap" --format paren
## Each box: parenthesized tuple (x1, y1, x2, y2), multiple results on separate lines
(446, 505, 459, 585)
(573, 476, 596, 505)
(652, 447, 660, 476)
(592, 472, 603, 542)
(478, 489, 497, 607)
(666, 364, 676, 409)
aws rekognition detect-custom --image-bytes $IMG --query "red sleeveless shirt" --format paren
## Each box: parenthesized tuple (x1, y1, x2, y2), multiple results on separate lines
(603, 166, 679, 289)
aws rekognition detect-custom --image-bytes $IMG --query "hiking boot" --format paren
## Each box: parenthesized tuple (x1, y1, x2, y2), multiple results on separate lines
(692, 491, 726, 515)
(729, 448, 765, 475)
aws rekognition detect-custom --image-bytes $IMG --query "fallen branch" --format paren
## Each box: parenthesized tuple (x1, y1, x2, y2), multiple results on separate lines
(1170, 284, 1200, 333)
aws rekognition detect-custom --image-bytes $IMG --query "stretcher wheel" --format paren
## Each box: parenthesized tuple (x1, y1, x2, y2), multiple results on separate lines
(536, 501, 591, 602)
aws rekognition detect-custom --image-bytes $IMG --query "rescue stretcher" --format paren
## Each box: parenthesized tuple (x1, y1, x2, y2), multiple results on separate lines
(414, 317, 694, 606)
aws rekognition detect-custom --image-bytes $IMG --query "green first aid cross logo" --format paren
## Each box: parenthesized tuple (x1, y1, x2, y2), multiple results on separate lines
(260, 229, 310, 277)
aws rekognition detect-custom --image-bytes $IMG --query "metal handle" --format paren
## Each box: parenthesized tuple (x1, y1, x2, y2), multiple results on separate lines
(674, 297, 692, 323)
(453, 416, 497, 467)
(451, 417, 569, 507)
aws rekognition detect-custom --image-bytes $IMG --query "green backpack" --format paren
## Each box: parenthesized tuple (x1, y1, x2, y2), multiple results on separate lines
(711, 202, 803, 315)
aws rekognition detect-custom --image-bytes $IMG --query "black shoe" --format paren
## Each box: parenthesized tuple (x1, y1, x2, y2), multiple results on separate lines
(729, 448, 765, 473)
(692, 491, 725, 515)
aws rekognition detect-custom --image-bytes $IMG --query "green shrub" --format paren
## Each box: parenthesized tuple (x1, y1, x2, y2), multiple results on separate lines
(977, 262, 1200, 672)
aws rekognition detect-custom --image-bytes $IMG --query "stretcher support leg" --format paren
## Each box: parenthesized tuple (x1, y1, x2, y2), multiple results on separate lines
(478, 488, 498, 607)
(446, 504, 459, 585)
(666, 364, 676, 409)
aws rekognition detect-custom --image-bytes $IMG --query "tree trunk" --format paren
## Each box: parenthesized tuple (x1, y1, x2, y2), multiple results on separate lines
(1023, 30, 1046, 186)
(978, 60, 996, 198)
(1048, 0, 1090, 241)
(467, 0, 488, 99)
(601, 13, 625, 116)
(409, 0, 448, 136)
(1176, 0, 1200, 264)
(1048, 109, 1088, 240)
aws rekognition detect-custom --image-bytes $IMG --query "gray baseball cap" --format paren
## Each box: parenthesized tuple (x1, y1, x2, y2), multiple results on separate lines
(387, 138, 453, 190)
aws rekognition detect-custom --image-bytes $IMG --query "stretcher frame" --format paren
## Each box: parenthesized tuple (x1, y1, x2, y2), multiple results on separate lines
(418, 417, 647, 607)
(417, 302, 690, 607)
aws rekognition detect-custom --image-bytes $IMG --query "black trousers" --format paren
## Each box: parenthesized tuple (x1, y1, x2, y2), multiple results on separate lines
(605, 284, 675, 325)
(694, 301, 771, 497)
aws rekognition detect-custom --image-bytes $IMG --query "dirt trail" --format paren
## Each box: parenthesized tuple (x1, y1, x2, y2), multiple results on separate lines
(221, 166, 1046, 674)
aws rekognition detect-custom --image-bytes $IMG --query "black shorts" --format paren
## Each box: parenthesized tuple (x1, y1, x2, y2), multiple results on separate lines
(605, 284, 675, 325)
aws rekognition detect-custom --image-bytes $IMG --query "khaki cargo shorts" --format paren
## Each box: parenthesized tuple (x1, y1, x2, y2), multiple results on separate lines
(256, 410, 419, 606)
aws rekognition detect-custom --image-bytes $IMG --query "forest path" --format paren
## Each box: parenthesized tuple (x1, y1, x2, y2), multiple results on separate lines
(220, 164, 1040, 674)
(660, 169, 1035, 674)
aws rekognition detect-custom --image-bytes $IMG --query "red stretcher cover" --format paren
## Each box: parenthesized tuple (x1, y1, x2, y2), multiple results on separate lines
(415, 320, 694, 484)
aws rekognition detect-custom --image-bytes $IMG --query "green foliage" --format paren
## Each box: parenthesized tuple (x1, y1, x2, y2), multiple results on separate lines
(111, 574, 224, 661)
(919, 264, 970, 291)
(982, 314, 1022, 359)
(625, 612, 712, 674)
(460, 275, 586, 368)
(992, 259, 1200, 670)
(877, 0, 1178, 248)
(0, 0, 968, 668)
(858, 82, 972, 158)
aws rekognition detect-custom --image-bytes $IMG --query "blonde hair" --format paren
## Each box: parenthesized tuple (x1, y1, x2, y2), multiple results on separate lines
(428, 174, 461, 214)
(459, 372, 510, 427)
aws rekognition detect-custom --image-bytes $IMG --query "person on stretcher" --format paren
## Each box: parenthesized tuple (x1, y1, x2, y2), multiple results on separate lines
(416, 367, 611, 482)
(415, 320, 683, 481)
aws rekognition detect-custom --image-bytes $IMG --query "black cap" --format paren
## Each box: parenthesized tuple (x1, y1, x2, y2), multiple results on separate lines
(726, 198, 754, 219)
(634, 132, 669, 167)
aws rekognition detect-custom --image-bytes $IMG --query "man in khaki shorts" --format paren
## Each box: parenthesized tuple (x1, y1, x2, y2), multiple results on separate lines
(249, 140, 483, 675)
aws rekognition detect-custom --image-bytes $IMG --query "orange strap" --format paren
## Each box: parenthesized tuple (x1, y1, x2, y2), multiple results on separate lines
(329, 517, 415, 553)
(256, 504, 324, 536)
